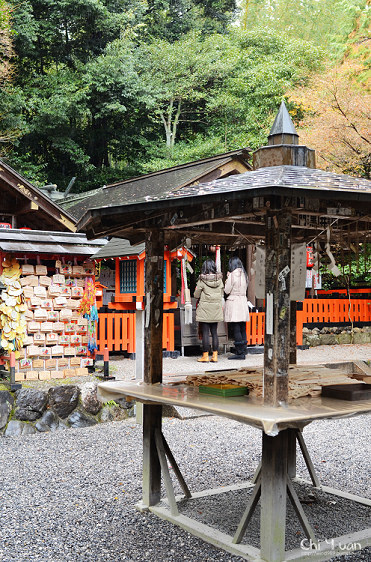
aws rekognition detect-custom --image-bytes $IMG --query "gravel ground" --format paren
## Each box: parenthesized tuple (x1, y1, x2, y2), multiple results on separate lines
(1, 344, 370, 562)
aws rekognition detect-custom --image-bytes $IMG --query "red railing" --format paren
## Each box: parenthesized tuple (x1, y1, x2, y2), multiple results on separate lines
(97, 312, 174, 353)
(98, 298, 370, 351)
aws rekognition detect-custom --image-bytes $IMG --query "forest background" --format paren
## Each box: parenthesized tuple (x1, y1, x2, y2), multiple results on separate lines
(0, 0, 370, 194)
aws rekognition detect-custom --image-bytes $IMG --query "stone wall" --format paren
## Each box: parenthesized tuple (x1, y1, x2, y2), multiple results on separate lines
(302, 325, 371, 347)
(0, 382, 134, 437)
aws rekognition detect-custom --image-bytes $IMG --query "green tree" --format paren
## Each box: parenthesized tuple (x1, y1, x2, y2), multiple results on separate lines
(1, 0, 239, 189)
(206, 29, 322, 151)
(136, 31, 233, 152)
(240, 0, 368, 59)
(0, 0, 16, 150)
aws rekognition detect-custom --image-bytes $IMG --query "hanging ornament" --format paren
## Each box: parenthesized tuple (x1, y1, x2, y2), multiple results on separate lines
(79, 277, 98, 354)
(215, 245, 221, 273)
(182, 256, 192, 325)
(325, 227, 341, 277)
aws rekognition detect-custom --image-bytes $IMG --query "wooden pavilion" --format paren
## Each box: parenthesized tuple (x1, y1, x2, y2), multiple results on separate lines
(77, 103, 371, 561)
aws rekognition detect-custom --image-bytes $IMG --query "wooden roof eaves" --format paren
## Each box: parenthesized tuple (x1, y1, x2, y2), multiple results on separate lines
(0, 159, 77, 231)
(79, 182, 371, 238)
(172, 155, 253, 193)
(103, 148, 252, 190)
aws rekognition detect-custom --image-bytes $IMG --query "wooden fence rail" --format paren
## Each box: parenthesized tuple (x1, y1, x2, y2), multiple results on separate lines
(97, 312, 174, 353)
(98, 298, 370, 352)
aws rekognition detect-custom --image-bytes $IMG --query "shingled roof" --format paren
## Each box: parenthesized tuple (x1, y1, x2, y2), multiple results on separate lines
(77, 164, 370, 246)
(64, 148, 251, 220)
(0, 158, 77, 231)
(79, 165, 371, 222)
(0, 229, 107, 255)
(91, 238, 145, 260)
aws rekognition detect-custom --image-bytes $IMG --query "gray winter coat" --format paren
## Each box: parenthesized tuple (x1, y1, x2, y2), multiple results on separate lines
(223, 268, 249, 323)
(194, 273, 224, 323)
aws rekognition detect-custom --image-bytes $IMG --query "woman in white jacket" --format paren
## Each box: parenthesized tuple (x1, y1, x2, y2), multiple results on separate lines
(224, 256, 249, 360)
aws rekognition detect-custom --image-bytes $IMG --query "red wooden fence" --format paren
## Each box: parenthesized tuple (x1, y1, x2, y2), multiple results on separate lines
(98, 298, 370, 351)
(97, 312, 174, 353)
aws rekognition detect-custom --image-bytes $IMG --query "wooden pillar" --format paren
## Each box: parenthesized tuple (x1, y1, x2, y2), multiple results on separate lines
(135, 307, 145, 424)
(263, 208, 292, 406)
(260, 430, 288, 562)
(142, 229, 164, 507)
(289, 301, 297, 365)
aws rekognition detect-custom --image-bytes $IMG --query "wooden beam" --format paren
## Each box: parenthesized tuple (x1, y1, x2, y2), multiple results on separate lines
(142, 228, 165, 508)
(263, 209, 291, 406)
(260, 430, 288, 562)
(289, 301, 297, 365)
(144, 228, 164, 384)
(143, 404, 162, 507)
(16, 200, 39, 215)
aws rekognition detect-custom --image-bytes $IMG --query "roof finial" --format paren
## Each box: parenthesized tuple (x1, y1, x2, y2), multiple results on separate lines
(268, 101, 299, 146)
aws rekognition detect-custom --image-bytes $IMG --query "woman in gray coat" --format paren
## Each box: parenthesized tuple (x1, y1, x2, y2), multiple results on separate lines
(194, 259, 224, 363)
(224, 256, 249, 360)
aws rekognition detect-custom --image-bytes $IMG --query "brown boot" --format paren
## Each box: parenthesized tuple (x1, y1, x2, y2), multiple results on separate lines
(210, 351, 218, 363)
(197, 352, 209, 362)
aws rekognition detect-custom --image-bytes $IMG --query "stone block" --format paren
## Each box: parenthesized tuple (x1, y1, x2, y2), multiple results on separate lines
(5, 420, 37, 437)
(67, 409, 97, 428)
(80, 382, 101, 415)
(0, 391, 14, 430)
(306, 335, 321, 347)
(48, 386, 80, 419)
(14, 389, 48, 421)
(337, 333, 352, 345)
(319, 333, 337, 345)
(353, 332, 370, 344)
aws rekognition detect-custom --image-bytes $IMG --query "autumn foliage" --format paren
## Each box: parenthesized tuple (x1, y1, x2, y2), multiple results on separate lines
(288, 5, 370, 179)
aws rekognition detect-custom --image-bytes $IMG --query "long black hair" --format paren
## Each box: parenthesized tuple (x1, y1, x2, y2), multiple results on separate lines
(201, 258, 217, 275)
(228, 256, 248, 281)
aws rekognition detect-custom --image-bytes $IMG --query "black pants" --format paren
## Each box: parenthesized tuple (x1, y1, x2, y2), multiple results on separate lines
(232, 321, 247, 344)
(201, 322, 218, 352)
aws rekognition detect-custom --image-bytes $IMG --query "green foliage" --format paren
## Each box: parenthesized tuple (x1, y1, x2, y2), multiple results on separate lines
(206, 28, 323, 151)
(104, 399, 119, 407)
(141, 134, 226, 173)
(2, 0, 359, 191)
(320, 244, 371, 289)
(241, 0, 368, 60)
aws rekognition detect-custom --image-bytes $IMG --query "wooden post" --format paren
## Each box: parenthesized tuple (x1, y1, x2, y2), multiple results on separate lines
(289, 301, 297, 365)
(260, 430, 288, 562)
(287, 428, 297, 479)
(263, 208, 292, 406)
(135, 307, 145, 424)
(142, 229, 164, 507)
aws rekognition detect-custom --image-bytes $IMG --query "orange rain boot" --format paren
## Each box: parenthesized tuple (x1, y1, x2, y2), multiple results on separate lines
(197, 352, 209, 362)
(211, 351, 218, 363)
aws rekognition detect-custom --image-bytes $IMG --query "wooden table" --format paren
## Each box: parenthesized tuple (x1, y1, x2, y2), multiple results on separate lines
(98, 380, 371, 561)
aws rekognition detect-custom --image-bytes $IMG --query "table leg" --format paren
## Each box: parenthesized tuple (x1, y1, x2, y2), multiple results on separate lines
(260, 430, 288, 562)
(252, 461, 261, 484)
(161, 432, 191, 499)
(287, 428, 297, 479)
(287, 477, 316, 542)
(233, 474, 261, 544)
(155, 429, 179, 516)
(142, 404, 162, 508)
(296, 430, 320, 488)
